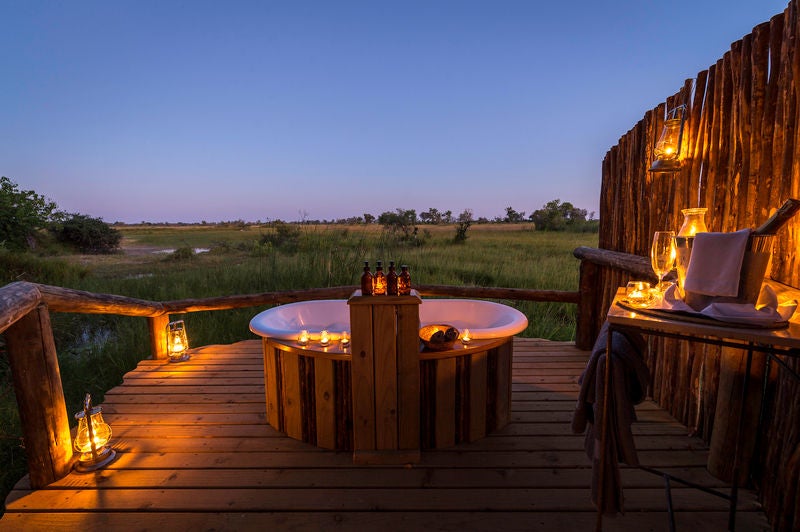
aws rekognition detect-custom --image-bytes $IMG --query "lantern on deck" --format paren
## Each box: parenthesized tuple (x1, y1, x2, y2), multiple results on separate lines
(74, 393, 116, 471)
(649, 105, 686, 173)
(166, 320, 190, 362)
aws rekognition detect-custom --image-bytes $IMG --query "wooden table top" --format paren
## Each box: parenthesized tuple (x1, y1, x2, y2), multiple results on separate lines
(606, 283, 800, 351)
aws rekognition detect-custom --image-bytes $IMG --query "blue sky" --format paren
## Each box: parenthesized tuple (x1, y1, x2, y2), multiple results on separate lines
(0, 1, 789, 223)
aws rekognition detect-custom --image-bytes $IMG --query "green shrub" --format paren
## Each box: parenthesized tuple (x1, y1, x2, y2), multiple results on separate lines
(52, 214, 122, 253)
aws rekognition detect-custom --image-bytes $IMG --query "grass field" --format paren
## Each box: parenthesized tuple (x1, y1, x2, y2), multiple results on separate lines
(0, 222, 598, 513)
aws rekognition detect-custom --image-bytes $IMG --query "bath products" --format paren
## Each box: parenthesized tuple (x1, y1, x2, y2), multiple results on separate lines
(360, 261, 373, 296)
(387, 261, 398, 295)
(398, 265, 411, 295)
(373, 261, 387, 295)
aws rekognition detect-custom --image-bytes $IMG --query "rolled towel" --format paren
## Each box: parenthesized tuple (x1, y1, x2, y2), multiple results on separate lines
(684, 229, 751, 297)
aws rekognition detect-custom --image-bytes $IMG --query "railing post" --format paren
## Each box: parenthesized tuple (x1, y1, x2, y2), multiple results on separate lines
(5, 303, 74, 488)
(575, 259, 600, 350)
(148, 314, 170, 360)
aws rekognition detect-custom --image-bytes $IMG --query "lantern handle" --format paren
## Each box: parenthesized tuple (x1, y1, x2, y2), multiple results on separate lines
(83, 393, 92, 413)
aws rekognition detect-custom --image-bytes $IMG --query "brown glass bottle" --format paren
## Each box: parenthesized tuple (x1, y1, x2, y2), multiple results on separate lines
(398, 265, 411, 295)
(373, 261, 387, 295)
(360, 261, 373, 296)
(386, 261, 398, 296)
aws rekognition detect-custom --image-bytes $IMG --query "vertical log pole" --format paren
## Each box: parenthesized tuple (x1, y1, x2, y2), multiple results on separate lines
(148, 314, 170, 360)
(5, 304, 74, 488)
(575, 259, 599, 350)
(707, 347, 767, 486)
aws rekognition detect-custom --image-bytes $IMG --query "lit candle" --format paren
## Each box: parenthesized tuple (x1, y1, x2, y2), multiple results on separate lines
(319, 329, 330, 346)
(460, 328, 472, 345)
(626, 281, 653, 306)
(298, 330, 309, 346)
(340, 331, 350, 347)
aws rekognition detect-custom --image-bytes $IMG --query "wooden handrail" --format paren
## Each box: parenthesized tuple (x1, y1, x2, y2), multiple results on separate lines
(36, 284, 164, 316)
(573, 245, 656, 281)
(0, 282, 43, 334)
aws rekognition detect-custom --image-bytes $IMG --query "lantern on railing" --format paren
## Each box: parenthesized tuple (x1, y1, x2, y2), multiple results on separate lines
(649, 105, 687, 173)
(74, 393, 116, 471)
(166, 320, 190, 362)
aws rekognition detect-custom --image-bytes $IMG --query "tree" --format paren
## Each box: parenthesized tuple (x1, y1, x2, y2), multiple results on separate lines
(0, 176, 59, 250)
(52, 213, 122, 253)
(529, 199, 589, 231)
(363, 213, 375, 225)
(419, 208, 442, 225)
(377, 209, 418, 240)
(504, 206, 526, 223)
(453, 209, 473, 243)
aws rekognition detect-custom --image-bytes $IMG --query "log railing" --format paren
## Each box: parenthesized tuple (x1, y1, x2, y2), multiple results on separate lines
(0, 279, 581, 489)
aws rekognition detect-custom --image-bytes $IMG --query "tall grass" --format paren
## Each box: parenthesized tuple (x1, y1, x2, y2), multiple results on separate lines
(0, 223, 597, 512)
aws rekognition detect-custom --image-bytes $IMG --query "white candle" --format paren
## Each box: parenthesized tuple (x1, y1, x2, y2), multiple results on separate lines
(298, 330, 309, 346)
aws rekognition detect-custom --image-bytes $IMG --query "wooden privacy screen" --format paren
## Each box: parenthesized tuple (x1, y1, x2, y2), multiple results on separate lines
(597, 2, 800, 530)
(601, 5, 800, 283)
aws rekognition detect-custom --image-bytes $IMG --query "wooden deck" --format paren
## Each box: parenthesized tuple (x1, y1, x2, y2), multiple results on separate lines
(1, 338, 768, 531)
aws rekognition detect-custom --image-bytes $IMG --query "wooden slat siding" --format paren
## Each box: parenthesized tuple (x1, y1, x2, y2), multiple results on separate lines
(314, 357, 336, 449)
(396, 301, 420, 451)
(468, 351, 488, 442)
(349, 302, 376, 453)
(263, 339, 280, 428)
(373, 304, 398, 450)
(335, 360, 353, 450)
(434, 357, 456, 448)
(1, 338, 771, 531)
(280, 351, 302, 441)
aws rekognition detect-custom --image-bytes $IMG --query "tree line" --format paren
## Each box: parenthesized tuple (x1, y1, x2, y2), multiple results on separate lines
(1, 176, 598, 253)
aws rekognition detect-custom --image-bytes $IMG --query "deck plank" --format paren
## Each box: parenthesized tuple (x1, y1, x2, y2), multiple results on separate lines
(1, 338, 769, 531)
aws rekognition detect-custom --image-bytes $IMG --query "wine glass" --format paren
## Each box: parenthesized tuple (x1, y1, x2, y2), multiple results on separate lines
(651, 231, 676, 292)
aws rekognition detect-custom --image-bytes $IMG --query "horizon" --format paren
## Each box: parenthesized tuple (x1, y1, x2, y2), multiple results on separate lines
(1, 1, 789, 224)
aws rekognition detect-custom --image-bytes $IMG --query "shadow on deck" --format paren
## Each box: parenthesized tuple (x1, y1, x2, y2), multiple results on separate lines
(1, 338, 768, 531)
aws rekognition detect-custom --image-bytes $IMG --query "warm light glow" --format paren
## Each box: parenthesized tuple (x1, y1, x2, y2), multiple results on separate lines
(626, 281, 653, 306)
(373, 276, 387, 295)
(166, 320, 190, 362)
(73, 393, 116, 471)
(653, 117, 682, 161)
(74, 411, 112, 454)
(340, 331, 350, 347)
(319, 329, 330, 346)
(170, 335, 185, 353)
(460, 328, 472, 345)
(298, 329, 309, 346)
(678, 207, 708, 237)
(649, 106, 686, 173)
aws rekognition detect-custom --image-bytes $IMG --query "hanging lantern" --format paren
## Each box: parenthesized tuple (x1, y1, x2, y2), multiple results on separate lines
(166, 320, 190, 362)
(649, 105, 686, 173)
(74, 393, 116, 471)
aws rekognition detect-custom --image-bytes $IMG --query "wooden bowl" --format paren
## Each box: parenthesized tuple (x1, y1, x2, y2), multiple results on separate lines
(419, 324, 460, 351)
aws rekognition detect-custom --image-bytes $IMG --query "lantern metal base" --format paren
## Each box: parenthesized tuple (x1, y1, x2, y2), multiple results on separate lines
(74, 447, 117, 472)
(649, 158, 681, 173)
(169, 352, 191, 363)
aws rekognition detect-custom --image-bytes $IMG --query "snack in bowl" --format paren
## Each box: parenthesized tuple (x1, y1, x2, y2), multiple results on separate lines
(419, 324, 460, 351)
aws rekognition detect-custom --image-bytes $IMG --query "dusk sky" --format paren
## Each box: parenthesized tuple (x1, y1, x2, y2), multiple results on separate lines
(1, 1, 789, 223)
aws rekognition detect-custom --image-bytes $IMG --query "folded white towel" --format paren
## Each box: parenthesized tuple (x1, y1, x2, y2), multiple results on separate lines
(684, 229, 751, 297)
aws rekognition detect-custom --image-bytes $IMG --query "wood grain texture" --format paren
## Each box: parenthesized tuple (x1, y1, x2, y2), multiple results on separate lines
(0, 338, 770, 531)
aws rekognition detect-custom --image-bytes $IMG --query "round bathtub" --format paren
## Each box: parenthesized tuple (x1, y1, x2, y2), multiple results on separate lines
(249, 298, 528, 339)
(249, 296, 528, 457)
